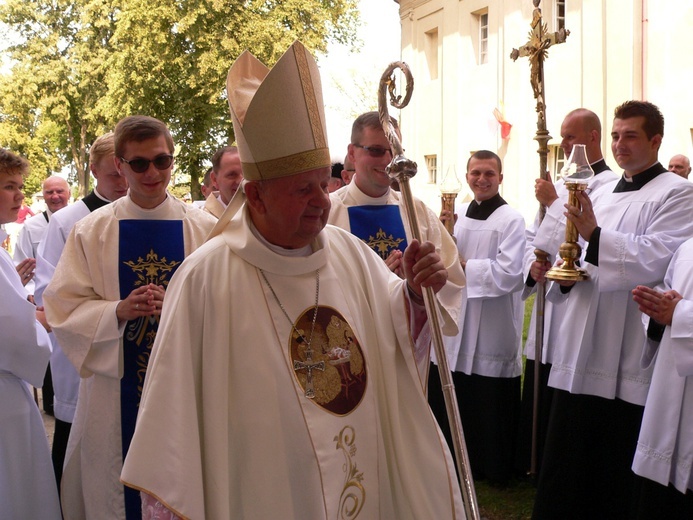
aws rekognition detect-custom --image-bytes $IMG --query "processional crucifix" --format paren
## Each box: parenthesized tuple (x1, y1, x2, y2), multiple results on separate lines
(510, 0, 569, 478)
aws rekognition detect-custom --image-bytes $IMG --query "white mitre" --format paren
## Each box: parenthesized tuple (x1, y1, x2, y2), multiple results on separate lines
(227, 40, 331, 181)
(207, 41, 332, 240)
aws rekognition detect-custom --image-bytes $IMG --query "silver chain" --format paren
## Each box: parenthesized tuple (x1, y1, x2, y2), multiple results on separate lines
(259, 268, 320, 349)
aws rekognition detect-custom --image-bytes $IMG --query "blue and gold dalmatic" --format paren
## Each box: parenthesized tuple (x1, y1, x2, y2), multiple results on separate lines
(347, 205, 407, 260)
(118, 219, 184, 519)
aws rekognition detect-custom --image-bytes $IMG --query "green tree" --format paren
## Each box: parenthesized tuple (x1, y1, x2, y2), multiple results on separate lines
(0, 0, 359, 199)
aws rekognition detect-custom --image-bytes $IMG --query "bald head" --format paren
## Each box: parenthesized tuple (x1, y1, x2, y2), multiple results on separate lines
(560, 108, 604, 164)
(668, 154, 691, 179)
(43, 176, 69, 213)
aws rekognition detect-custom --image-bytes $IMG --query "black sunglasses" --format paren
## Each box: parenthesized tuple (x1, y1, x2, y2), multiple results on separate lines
(353, 144, 393, 158)
(120, 154, 174, 173)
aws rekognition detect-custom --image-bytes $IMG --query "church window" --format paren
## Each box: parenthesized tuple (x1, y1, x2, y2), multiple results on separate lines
(550, 145, 566, 181)
(424, 28, 439, 80)
(425, 154, 438, 184)
(555, 0, 566, 31)
(477, 11, 489, 65)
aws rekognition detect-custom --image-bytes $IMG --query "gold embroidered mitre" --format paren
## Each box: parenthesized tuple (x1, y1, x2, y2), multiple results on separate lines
(226, 40, 331, 181)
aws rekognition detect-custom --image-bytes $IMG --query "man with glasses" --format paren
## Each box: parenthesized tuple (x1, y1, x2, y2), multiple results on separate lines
(328, 113, 464, 376)
(44, 115, 215, 520)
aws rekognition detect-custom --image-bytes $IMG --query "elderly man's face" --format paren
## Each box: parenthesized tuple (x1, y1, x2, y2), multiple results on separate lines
(668, 155, 691, 179)
(247, 168, 331, 249)
(43, 177, 70, 213)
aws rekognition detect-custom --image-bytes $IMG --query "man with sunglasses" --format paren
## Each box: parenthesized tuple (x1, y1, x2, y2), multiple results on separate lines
(44, 115, 216, 520)
(328, 112, 464, 377)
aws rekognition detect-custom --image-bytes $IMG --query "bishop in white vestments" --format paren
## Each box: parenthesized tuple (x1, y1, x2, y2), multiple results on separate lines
(121, 41, 465, 520)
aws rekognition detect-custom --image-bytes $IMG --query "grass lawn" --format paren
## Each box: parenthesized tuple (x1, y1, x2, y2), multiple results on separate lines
(477, 478, 535, 519)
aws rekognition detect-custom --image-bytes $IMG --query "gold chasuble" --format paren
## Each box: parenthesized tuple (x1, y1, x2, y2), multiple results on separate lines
(121, 206, 464, 519)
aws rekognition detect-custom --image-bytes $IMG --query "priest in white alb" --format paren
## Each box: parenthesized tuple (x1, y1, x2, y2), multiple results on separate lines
(121, 41, 465, 520)
(43, 116, 216, 520)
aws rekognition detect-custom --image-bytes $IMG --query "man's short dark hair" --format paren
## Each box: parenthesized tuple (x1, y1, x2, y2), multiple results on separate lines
(211, 146, 239, 172)
(351, 111, 400, 144)
(467, 150, 503, 175)
(331, 162, 344, 179)
(613, 100, 664, 140)
(114, 115, 174, 157)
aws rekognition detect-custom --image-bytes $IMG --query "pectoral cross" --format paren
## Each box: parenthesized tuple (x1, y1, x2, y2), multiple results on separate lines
(510, 0, 569, 478)
(294, 348, 325, 399)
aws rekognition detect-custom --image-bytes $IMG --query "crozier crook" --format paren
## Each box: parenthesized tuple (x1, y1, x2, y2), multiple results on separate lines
(377, 61, 480, 520)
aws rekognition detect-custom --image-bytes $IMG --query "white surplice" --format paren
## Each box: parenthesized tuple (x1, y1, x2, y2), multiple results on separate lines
(547, 171, 693, 405)
(35, 195, 100, 423)
(633, 237, 693, 492)
(13, 209, 51, 294)
(444, 200, 526, 376)
(121, 205, 465, 520)
(522, 168, 619, 363)
(43, 194, 216, 520)
(0, 233, 61, 519)
(202, 190, 225, 219)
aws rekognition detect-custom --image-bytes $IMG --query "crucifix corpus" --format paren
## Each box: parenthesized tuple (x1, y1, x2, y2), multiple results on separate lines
(510, 0, 569, 478)
(293, 352, 325, 399)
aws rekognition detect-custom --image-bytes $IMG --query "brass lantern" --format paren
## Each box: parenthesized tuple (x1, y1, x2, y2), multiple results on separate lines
(546, 144, 594, 282)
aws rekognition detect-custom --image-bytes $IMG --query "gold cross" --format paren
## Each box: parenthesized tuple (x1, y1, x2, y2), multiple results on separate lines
(510, 0, 569, 131)
(510, 0, 570, 207)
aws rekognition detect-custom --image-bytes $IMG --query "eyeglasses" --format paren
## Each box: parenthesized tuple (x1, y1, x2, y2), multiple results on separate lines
(352, 144, 393, 158)
(120, 154, 174, 173)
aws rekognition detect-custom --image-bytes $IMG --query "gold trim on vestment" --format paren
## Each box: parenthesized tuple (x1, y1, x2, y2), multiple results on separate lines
(241, 147, 331, 180)
(335, 426, 365, 518)
(293, 44, 327, 150)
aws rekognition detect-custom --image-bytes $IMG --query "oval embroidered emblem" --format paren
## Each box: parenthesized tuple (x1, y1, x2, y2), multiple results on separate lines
(290, 306, 367, 415)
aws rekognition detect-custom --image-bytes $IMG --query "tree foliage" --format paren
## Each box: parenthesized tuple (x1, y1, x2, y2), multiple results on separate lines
(0, 0, 359, 198)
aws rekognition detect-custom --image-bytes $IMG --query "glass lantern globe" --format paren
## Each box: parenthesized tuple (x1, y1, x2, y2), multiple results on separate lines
(560, 144, 594, 184)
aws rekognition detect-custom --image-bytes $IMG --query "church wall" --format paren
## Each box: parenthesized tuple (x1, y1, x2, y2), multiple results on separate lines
(395, 0, 693, 222)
